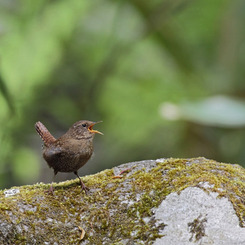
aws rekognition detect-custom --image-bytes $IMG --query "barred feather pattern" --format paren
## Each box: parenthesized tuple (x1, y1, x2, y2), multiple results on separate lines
(35, 121, 56, 147)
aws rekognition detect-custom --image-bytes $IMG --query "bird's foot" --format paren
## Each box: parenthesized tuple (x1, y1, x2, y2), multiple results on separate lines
(80, 180, 89, 194)
(74, 172, 89, 194)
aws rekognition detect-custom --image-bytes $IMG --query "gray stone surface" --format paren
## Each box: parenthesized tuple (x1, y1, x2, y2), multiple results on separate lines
(154, 187, 245, 245)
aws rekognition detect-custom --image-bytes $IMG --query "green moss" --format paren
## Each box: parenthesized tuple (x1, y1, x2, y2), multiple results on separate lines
(0, 203, 10, 211)
(14, 234, 27, 242)
(0, 158, 244, 244)
(188, 215, 207, 242)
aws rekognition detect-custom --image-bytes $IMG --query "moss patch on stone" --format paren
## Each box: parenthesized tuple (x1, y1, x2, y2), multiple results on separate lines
(188, 214, 207, 242)
(0, 158, 244, 244)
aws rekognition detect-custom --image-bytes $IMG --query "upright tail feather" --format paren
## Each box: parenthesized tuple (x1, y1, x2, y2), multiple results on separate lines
(35, 121, 56, 146)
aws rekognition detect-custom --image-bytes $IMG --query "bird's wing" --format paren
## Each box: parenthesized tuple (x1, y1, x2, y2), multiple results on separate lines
(43, 146, 63, 161)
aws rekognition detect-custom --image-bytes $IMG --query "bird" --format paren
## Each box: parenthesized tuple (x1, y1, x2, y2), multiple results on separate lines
(35, 120, 103, 194)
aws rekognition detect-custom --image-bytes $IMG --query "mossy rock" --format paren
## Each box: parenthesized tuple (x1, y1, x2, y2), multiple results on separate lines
(0, 157, 244, 244)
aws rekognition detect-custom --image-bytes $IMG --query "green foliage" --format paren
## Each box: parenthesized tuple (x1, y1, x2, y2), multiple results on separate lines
(0, 0, 244, 189)
(0, 73, 14, 114)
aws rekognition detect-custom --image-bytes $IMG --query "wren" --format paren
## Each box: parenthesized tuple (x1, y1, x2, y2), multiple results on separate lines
(35, 120, 103, 193)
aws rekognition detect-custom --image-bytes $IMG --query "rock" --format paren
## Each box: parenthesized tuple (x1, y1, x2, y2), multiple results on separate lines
(154, 187, 245, 245)
(0, 157, 244, 244)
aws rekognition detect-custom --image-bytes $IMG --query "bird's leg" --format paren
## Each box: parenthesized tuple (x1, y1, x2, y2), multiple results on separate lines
(74, 171, 89, 194)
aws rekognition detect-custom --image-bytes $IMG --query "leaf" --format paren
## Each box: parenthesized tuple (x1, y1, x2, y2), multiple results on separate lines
(160, 96, 245, 127)
(0, 72, 14, 114)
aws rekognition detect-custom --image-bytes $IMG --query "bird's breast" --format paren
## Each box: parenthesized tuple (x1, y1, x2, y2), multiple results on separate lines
(42, 139, 93, 173)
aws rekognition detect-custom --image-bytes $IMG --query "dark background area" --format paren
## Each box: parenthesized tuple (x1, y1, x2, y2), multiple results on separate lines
(0, 0, 245, 189)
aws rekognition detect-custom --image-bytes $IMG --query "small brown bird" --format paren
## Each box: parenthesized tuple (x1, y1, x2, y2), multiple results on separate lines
(35, 120, 103, 193)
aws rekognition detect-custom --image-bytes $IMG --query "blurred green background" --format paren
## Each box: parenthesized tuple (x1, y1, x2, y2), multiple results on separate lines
(0, 0, 245, 189)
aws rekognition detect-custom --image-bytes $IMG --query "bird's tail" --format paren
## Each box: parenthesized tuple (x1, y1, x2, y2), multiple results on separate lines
(35, 121, 56, 146)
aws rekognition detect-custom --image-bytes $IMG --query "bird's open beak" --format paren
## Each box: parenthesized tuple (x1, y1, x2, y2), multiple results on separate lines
(88, 121, 103, 135)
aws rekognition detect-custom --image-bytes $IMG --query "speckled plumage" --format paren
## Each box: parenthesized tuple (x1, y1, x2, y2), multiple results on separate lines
(35, 120, 102, 193)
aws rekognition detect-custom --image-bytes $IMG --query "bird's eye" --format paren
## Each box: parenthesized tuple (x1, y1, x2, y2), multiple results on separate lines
(82, 123, 87, 127)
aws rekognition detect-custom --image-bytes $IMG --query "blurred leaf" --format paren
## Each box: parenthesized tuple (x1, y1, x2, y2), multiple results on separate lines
(0, 72, 14, 114)
(130, 0, 195, 72)
(12, 148, 40, 184)
(161, 96, 245, 127)
(0, 0, 91, 101)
